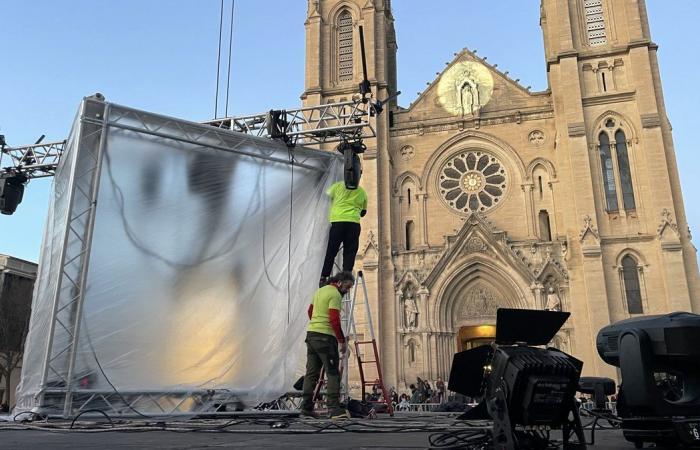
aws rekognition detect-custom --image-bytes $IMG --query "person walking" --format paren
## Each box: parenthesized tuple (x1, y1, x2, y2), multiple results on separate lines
(319, 180, 367, 287)
(300, 271, 355, 419)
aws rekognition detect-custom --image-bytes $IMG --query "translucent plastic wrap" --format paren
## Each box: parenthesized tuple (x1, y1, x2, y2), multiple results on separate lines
(15, 98, 342, 417)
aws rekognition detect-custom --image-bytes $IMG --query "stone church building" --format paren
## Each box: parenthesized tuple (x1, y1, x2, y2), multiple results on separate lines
(301, 0, 700, 387)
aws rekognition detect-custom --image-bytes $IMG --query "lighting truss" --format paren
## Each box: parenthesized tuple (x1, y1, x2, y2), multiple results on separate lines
(1, 140, 67, 179)
(203, 99, 375, 146)
(1, 98, 375, 180)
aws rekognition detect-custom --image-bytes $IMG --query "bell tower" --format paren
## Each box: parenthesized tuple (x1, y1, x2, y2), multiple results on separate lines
(302, 0, 400, 386)
(540, 0, 700, 375)
(302, 0, 397, 106)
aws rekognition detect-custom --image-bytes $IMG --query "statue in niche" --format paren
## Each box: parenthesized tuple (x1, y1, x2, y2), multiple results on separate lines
(404, 292, 419, 329)
(545, 287, 562, 312)
(455, 67, 481, 115)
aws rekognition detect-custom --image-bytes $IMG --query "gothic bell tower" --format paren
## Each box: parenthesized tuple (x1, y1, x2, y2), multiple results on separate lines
(540, 0, 700, 375)
(302, 0, 397, 107)
(302, 0, 400, 386)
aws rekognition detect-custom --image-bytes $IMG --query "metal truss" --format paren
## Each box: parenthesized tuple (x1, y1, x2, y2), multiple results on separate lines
(38, 98, 109, 418)
(2, 98, 374, 180)
(28, 98, 335, 419)
(39, 389, 301, 418)
(203, 99, 375, 146)
(0, 140, 66, 179)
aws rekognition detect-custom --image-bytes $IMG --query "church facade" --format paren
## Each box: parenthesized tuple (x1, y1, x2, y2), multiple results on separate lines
(302, 0, 700, 388)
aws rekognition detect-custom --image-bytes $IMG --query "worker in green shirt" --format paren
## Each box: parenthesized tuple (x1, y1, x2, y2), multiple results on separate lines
(300, 271, 355, 419)
(319, 180, 367, 287)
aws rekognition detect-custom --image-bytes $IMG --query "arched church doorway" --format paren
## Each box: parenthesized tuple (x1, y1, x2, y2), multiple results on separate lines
(457, 324, 496, 351)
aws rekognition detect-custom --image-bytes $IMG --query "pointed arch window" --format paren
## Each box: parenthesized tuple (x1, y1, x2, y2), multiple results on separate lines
(622, 255, 643, 314)
(615, 130, 636, 210)
(337, 11, 354, 82)
(598, 131, 618, 212)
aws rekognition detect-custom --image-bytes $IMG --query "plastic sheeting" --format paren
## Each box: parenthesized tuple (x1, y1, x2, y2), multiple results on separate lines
(15, 98, 342, 417)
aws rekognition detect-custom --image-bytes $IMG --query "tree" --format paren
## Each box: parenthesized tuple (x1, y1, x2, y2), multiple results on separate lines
(0, 271, 34, 408)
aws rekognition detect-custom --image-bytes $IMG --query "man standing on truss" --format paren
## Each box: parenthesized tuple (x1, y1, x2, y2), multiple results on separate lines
(301, 271, 355, 419)
(319, 178, 367, 287)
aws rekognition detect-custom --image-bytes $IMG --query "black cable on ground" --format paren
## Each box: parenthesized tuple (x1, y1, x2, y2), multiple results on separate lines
(69, 409, 114, 429)
(427, 428, 491, 449)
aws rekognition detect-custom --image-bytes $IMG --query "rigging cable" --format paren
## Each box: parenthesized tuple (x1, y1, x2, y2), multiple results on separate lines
(225, 0, 236, 117)
(214, 0, 225, 118)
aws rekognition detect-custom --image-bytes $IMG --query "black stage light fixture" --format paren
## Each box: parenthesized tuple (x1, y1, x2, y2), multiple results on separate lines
(337, 140, 365, 190)
(578, 376, 616, 411)
(450, 308, 586, 450)
(597, 312, 700, 448)
(0, 174, 28, 215)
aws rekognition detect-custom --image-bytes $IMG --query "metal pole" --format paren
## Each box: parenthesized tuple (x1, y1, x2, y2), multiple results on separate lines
(62, 102, 109, 417)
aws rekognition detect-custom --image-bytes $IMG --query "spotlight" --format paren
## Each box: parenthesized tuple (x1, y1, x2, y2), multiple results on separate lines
(597, 312, 700, 448)
(450, 308, 586, 450)
(578, 377, 616, 412)
(337, 140, 364, 190)
(0, 174, 28, 215)
(577, 377, 618, 446)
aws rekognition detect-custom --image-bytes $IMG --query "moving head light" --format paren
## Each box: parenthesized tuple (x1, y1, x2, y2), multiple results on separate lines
(449, 308, 586, 450)
(337, 140, 364, 190)
(0, 174, 28, 215)
(597, 312, 700, 448)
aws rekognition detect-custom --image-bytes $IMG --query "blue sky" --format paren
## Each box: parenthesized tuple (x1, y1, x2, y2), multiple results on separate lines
(1, 1, 698, 263)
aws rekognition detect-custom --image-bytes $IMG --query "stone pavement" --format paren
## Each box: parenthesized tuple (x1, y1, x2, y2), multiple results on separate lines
(0, 413, 643, 450)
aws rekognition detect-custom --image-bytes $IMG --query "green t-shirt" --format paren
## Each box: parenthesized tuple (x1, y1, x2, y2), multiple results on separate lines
(308, 285, 343, 336)
(327, 181, 368, 223)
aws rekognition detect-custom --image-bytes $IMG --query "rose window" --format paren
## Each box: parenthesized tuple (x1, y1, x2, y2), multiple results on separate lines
(439, 151, 507, 213)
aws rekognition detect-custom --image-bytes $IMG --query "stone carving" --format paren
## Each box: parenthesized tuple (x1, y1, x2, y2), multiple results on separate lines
(528, 130, 545, 146)
(308, 0, 319, 16)
(657, 208, 679, 238)
(456, 68, 481, 115)
(461, 286, 499, 318)
(404, 295, 419, 329)
(545, 287, 562, 312)
(579, 215, 599, 242)
(465, 236, 487, 253)
(400, 145, 415, 161)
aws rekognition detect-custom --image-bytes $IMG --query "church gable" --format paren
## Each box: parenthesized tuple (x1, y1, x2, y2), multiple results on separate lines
(405, 48, 543, 119)
(422, 213, 535, 290)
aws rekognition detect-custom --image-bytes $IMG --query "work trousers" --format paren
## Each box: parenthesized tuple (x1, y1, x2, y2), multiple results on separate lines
(321, 221, 361, 278)
(301, 331, 341, 412)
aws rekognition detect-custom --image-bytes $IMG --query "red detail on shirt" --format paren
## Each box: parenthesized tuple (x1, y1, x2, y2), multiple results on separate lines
(328, 308, 345, 343)
(308, 304, 314, 320)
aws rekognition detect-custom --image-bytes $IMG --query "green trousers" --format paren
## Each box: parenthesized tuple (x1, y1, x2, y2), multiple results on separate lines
(301, 331, 341, 412)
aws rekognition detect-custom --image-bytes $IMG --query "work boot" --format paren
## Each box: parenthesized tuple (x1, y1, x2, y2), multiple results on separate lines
(299, 409, 319, 419)
(329, 408, 350, 420)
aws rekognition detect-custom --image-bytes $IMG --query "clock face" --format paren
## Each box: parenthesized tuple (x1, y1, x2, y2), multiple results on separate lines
(437, 61, 494, 116)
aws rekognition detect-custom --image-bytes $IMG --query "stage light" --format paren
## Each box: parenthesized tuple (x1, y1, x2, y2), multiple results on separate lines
(578, 376, 615, 411)
(449, 308, 586, 450)
(337, 140, 365, 190)
(597, 312, 700, 448)
(0, 174, 28, 215)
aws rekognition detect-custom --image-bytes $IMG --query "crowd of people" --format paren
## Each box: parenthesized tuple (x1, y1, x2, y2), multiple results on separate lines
(357, 377, 452, 411)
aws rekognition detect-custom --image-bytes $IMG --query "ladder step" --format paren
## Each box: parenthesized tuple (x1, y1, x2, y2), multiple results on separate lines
(360, 360, 377, 364)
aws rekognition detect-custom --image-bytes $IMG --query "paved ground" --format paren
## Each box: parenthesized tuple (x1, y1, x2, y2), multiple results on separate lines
(0, 413, 647, 449)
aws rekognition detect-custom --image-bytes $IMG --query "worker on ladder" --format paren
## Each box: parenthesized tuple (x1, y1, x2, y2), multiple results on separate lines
(301, 271, 355, 419)
(319, 176, 367, 288)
